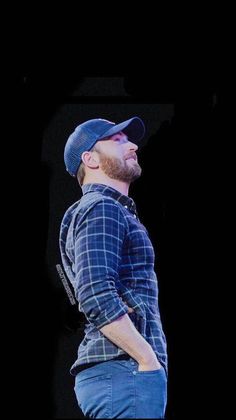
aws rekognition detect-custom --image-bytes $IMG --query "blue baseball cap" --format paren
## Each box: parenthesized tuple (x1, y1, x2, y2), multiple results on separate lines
(64, 116, 145, 177)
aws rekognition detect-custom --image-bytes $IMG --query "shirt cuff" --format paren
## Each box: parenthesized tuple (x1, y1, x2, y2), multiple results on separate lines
(92, 301, 129, 329)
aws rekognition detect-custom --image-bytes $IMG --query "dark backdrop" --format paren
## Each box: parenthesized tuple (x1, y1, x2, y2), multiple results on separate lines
(22, 77, 220, 419)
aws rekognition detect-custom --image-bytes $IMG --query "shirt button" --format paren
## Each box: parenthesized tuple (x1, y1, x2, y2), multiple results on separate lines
(133, 370, 137, 375)
(124, 205, 128, 209)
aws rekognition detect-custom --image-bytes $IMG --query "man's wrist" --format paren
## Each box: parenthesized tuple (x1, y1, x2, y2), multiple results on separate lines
(136, 344, 157, 364)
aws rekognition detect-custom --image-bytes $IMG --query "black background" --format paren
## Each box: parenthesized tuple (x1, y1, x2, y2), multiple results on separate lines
(20, 77, 221, 419)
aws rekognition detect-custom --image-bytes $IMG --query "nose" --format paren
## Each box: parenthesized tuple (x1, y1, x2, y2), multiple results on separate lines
(128, 140, 138, 152)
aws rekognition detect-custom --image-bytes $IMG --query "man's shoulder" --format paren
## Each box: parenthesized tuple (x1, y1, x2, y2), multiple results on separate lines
(62, 193, 127, 230)
(79, 192, 123, 213)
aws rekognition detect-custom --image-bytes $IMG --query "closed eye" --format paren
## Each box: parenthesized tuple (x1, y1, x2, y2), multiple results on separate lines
(112, 134, 128, 143)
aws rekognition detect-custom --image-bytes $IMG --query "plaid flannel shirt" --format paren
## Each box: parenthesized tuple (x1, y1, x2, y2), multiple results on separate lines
(59, 183, 167, 375)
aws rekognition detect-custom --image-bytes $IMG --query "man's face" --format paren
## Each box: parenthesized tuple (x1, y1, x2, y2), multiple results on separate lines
(95, 132, 142, 183)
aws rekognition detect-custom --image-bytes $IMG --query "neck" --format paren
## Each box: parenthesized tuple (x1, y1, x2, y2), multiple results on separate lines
(83, 174, 130, 196)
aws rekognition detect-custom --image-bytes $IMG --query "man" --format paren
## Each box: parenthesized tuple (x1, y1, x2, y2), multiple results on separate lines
(59, 116, 168, 419)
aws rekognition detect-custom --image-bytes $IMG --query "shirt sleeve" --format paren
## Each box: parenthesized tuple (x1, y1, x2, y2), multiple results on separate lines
(74, 198, 129, 329)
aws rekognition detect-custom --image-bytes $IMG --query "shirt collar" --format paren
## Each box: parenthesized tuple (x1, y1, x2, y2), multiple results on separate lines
(82, 183, 138, 217)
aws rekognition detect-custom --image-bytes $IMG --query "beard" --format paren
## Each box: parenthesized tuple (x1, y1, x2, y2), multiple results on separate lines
(98, 153, 142, 183)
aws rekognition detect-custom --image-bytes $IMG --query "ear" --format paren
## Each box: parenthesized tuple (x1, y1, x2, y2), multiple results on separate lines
(81, 151, 99, 169)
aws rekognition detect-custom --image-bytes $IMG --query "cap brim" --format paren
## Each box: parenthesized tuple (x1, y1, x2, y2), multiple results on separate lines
(98, 117, 145, 144)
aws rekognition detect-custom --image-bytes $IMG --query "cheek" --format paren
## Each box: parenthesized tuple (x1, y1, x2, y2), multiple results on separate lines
(111, 147, 124, 160)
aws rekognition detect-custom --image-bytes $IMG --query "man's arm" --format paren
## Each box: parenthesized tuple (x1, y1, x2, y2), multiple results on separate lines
(75, 199, 130, 328)
(100, 313, 162, 371)
(75, 199, 161, 371)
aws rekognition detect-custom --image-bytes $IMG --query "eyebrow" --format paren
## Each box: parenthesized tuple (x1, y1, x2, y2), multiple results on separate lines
(111, 132, 127, 139)
(102, 132, 127, 141)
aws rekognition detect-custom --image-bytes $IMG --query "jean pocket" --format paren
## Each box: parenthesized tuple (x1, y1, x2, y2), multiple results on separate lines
(75, 374, 112, 418)
(136, 366, 164, 374)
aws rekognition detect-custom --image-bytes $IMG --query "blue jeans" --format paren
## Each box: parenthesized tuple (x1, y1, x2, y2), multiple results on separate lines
(74, 358, 167, 419)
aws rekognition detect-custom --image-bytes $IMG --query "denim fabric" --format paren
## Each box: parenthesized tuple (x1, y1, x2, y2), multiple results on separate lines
(74, 358, 167, 419)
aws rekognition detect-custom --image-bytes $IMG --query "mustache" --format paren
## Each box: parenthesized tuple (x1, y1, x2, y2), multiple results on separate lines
(125, 153, 137, 161)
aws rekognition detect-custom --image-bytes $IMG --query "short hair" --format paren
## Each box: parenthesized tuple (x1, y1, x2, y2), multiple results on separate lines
(76, 143, 100, 186)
